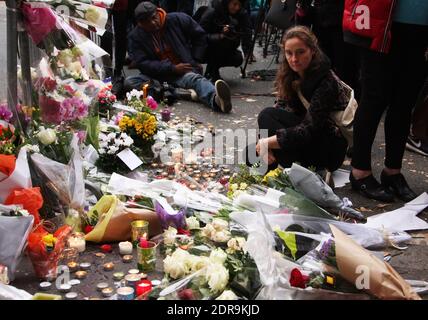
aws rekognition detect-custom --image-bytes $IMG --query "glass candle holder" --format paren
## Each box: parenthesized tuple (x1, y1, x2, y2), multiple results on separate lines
(131, 221, 149, 247)
(67, 232, 86, 253)
(137, 241, 158, 273)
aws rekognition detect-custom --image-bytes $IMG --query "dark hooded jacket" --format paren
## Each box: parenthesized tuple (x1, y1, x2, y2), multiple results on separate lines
(128, 12, 207, 82)
(276, 54, 349, 151)
(199, 0, 252, 55)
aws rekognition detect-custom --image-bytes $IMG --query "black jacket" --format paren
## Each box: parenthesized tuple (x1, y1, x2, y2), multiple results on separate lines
(128, 12, 207, 82)
(276, 55, 349, 151)
(297, 0, 344, 28)
(199, 0, 252, 55)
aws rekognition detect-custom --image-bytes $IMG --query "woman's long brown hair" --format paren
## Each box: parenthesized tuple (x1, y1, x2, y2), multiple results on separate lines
(275, 26, 324, 101)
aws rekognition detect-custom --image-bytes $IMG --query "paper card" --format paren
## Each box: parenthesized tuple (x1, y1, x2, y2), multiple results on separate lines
(266, 188, 284, 204)
(117, 148, 143, 171)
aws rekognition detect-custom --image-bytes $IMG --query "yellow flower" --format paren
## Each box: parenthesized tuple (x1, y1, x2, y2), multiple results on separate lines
(262, 168, 282, 183)
(85, 7, 101, 25)
(239, 183, 248, 190)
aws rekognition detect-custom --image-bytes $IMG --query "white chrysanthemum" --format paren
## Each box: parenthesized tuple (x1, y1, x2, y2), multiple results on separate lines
(212, 218, 229, 231)
(206, 263, 229, 293)
(123, 136, 134, 147)
(186, 216, 200, 230)
(209, 248, 227, 265)
(99, 148, 106, 154)
(107, 145, 119, 154)
(107, 132, 116, 140)
(212, 230, 231, 243)
(163, 226, 177, 245)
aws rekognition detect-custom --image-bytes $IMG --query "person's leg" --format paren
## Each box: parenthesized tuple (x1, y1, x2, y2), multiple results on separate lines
(174, 72, 232, 112)
(380, 23, 428, 201)
(257, 107, 302, 137)
(350, 47, 395, 202)
(112, 10, 129, 77)
(123, 73, 152, 92)
(384, 23, 428, 171)
(100, 10, 114, 78)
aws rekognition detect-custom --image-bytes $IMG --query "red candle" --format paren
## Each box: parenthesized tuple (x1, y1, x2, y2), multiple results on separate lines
(136, 280, 152, 297)
(100, 244, 113, 253)
(139, 238, 150, 248)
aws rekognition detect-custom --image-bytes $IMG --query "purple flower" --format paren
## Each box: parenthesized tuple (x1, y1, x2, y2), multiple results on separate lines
(0, 104, 13, 122)
(154, 201, 187, 230)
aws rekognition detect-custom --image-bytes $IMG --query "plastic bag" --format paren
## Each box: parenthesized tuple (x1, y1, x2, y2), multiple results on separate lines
(0, 215, 34, 281)
(85, 195, 162, 243)
(288, 164, 366, 222)
(0, 283, 33, 300)
(29, 135, 85, 219)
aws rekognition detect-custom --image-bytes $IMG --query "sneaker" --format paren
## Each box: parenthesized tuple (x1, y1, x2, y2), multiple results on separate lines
(214, 80, 232, 113)
(406, 135, 428, 156)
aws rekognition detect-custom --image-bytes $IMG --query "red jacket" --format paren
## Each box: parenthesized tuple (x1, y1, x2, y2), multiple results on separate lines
(343, 0, 396, 53)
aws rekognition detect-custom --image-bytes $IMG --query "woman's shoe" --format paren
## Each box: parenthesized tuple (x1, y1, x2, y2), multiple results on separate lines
(350, 173, 395, 202)
(380, 171, 417, 202)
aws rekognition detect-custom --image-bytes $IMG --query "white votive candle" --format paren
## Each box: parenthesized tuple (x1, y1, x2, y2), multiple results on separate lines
(119, 241, 133, 255)
(68, 234, 86, 253)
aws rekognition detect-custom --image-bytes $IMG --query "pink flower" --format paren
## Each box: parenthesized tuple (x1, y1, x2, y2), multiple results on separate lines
(22, 4, 57, 45)
(146, 96, 158, 110)
(59, 97, 88, 122)
(39, 95, 61, 124)
(114, 111, 125, 125)
(77, 130, 87, 143)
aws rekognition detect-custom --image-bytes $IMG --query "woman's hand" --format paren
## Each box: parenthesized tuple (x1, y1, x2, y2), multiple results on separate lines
(256, 138, 277, 165)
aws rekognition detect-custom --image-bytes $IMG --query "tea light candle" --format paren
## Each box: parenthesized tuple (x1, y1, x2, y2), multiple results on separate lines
(102, 287, 114, 297)
(59, 284, 72, 293)
(128, 269, 140, 275)
(67, 262, 78, 272)
(75, 271, 87, 279)
(65, 292, 78, 300)
(151, 163, 159, 169)
(202, 173, 210, 179)
(79, 262, 91, 270)
(68, 233, 86, 253)
(39, 282, 52, 291)
(122, 255, 133, 263)
(69, 279, 80, 286)
(103, 262, 115, 271)
(119, 241, 133, 255)
(97, 282, 109, 291)
(113, 272, 125, 281)
(161, 108, 171, 122)
(136, 280, 152, 297)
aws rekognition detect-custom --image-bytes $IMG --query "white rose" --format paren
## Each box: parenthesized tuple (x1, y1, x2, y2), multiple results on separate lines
(171, 248, 190, 261)
(206, 263, 229, 293)
(186, 216, 200, 230)
(163, 255, 187, 279)
(163, 226, 177, 245)
(227, 237, 246, 254)
(37, 128, 57, 145)
(209, 248, 227, 265)
(212, 218, 229, 231)
(212, 230, 231, 243)
(215, 290, 238, 300)
(202, 224, 216, 238)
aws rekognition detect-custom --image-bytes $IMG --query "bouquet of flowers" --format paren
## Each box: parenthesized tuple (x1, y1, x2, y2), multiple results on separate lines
(96, 86, 117, 116)
(95, 131, 134, 173)
(0, 124, 19, 156)
(30, 126, 74, 164)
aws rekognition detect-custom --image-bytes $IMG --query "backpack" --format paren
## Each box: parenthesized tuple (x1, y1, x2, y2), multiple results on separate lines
(296, 80, 358, 148)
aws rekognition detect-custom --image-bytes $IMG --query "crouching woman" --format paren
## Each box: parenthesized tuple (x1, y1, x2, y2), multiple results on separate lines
(254, 26, 349, 172)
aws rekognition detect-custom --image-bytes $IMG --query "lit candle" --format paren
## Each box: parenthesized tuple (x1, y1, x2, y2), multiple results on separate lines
(143, 84, 149, 98)
(113, 272, 125, 281)
(67, 233, 86, 253)
(75, 271, 87, 279)
(136, 280, 152, 297)
(122, 255, 133, 263)
(79, 262, 91, 270)
(97, 282, 109, 292)
(103, 262, 115, 271)
(102, 287, 114, 297)
(67, 262, 78, 272)
(119, 241, 133, 255)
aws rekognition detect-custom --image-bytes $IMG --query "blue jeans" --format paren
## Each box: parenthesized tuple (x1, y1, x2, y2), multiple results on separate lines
(124, 72, 218, 110)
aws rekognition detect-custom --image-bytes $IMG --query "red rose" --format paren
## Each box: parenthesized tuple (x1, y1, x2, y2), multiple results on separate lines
(84, 225, 94, 234)
(289, 268, 310, 289)
(100, 244, 113, 253)
(178, 289, 195, 300)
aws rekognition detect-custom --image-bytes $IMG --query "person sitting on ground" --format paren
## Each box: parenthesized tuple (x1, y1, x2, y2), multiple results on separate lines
(124, 1, 233, 113)
(247, 26, 349, 173)
(199, 0, 252, 82)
